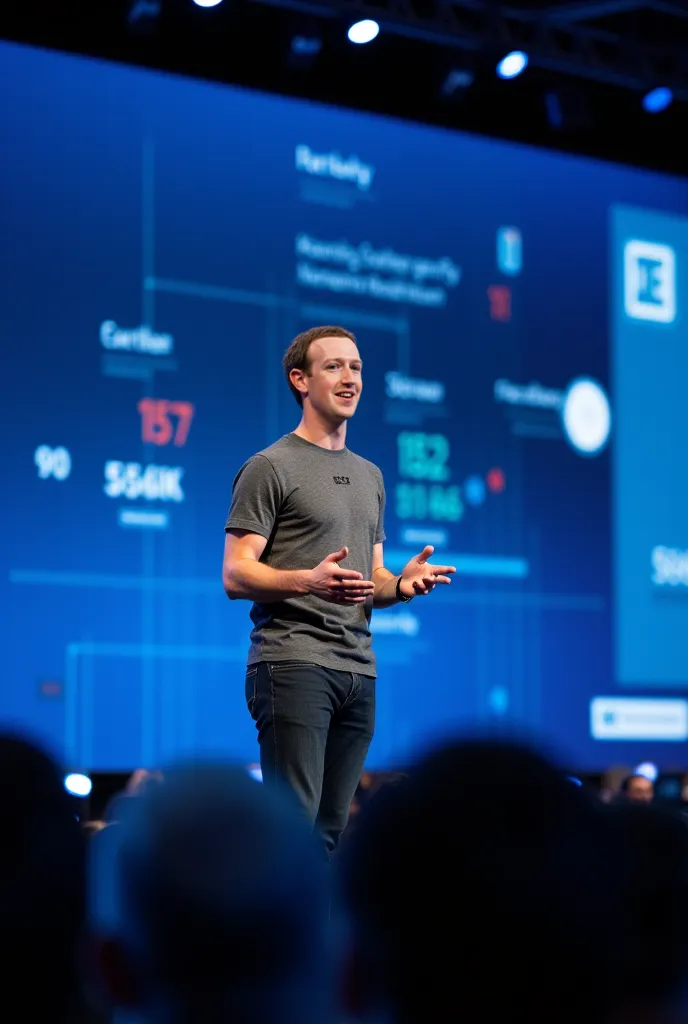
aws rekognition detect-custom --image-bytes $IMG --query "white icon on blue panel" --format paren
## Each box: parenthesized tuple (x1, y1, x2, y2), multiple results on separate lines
(624, 239, 676, 323)
(497, 226, 522, 276)
(561, 377, 611, 457)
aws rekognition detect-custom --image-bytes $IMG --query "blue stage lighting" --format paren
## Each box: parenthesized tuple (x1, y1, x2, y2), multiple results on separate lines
(497, 51, 528, 79)
(348, 19, 379, 44)
(64, 773, 92, 797)
(643, 87, 673, 113)
(634, 761, 658, 783)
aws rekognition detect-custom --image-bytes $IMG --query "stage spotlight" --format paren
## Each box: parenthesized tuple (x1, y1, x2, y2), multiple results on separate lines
(64, 773, 92, 798)
(288, 34, 322, 69)
(193, 0, 224, 7)
(441, 69, 475, 97)
(348, 19, 379, 44)
(497, 51, 528, 79)
(545, 88, 591, 132)
(127, 0, 161, 31)
(291, 36, 322, 57)
(643, 86, 673, 113)
(545, 91, 564, 129)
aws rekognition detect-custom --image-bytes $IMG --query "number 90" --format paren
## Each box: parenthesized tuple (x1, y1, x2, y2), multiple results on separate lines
(34, 445, 72, 481)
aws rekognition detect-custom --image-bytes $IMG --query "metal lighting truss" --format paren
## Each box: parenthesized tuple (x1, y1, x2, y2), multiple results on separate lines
(248, 0, 688, 99)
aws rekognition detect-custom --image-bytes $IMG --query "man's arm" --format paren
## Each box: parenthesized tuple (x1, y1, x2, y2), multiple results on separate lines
(372, 542, 457, 608)
(223, 531, 310, 602)
(223, 531, 375, 605)
(372, 543, 402, 608)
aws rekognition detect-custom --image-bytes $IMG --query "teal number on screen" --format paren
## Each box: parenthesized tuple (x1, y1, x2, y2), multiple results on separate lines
(395, 483, 463, 521)
(397, 432, 450, 482)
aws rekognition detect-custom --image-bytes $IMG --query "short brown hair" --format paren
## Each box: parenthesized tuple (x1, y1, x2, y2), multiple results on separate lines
(283, 325, 357, 406)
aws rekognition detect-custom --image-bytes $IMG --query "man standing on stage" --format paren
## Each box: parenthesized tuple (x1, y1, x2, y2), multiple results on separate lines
(223, 325, 455, 853)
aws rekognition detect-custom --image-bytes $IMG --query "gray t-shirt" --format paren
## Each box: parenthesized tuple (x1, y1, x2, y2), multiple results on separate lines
(225, 432, 386, 676)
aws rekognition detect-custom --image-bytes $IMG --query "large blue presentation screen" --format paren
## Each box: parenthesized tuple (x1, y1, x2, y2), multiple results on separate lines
(2, 42, 687, 771)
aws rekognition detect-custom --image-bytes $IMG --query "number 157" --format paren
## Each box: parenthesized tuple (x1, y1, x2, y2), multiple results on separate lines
(137, 398, 195, 447)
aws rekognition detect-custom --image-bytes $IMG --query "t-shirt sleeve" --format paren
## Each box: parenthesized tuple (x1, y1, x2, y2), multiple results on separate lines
(375, 470, 387, 545)
(225, 455, 282, 540)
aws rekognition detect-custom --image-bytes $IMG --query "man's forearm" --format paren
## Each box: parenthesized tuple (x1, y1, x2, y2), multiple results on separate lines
(372, 567, 402, 608)
(224, 558, 311, 603)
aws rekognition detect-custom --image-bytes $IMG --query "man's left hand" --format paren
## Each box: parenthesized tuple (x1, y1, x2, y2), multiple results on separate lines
(399, 545, 456, 598)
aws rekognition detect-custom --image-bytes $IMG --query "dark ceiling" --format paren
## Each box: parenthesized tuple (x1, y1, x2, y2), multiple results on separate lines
(1, 0, 686, 176)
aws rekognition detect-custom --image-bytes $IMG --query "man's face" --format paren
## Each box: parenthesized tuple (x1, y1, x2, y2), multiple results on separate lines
(626, 775, 654, 803)
(298, 336, 363, 422)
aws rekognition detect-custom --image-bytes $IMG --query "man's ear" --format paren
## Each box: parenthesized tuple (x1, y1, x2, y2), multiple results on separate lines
(289, 367, 309, 400)
(94, 936, 142, 1009)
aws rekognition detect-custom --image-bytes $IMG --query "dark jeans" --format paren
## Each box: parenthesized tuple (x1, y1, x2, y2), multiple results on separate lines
(245, 660, 375, 854)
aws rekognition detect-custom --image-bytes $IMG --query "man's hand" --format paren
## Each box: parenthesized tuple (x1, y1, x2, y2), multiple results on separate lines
(399, 545, 456, 598)
(308, 546, 375, 605)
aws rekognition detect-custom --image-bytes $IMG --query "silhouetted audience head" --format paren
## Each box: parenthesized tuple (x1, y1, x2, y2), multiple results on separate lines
(341, 736, 624, 1024)
(620, 773, 654, 804)
(0, 733, 85, 1022)
(606, 801, 688, 1022)
(104, 768, 164, 825)
(92, 763, 334, 1024)
(601, 764, 630, 803)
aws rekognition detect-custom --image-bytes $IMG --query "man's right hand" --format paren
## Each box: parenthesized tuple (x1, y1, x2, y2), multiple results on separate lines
(307, 547, 375, 604)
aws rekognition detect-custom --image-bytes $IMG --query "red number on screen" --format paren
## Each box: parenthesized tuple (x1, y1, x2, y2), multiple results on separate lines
(138, 399, 195, 447)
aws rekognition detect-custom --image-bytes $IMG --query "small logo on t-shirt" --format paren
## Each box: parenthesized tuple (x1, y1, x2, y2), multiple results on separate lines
(333, 475, 351, 485)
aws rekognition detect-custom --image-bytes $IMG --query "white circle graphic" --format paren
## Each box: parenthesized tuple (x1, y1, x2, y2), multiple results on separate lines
(561, 378, 611, 456)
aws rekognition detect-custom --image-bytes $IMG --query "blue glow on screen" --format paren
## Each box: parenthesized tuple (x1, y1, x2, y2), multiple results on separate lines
(1, 42, 687, 771)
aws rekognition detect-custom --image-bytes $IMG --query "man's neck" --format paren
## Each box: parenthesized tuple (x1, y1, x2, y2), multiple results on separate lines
(293, 411, 347, 451)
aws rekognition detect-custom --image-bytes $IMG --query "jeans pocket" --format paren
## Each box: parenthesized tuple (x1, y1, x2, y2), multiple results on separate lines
(245, 665, 259, 719)
(269, 661, 315, 670)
